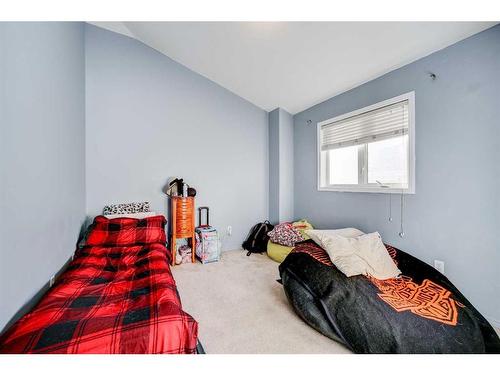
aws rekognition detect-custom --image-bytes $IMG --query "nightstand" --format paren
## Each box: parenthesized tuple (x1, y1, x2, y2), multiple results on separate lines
(170, 196, 196, 265)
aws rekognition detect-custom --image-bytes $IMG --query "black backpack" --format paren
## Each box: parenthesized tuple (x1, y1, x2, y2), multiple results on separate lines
(242, 221, 274, 256)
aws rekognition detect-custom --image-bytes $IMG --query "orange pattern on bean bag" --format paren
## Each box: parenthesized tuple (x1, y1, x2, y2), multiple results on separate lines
(291, 242, 460, 326)
(368, 276, 459, 326)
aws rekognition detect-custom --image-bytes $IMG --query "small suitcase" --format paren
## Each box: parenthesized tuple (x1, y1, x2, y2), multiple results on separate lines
(195, 207, 221, 264)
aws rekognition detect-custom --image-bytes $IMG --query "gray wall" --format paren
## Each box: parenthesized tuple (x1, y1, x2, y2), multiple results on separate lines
(294, 24, 500, 324)
(85, 25, 268, 251)
(268, 109, 280, 223)
(279, 109, 294, 222)
(0, 22, 86, 330)
(268, 108, 294, 224)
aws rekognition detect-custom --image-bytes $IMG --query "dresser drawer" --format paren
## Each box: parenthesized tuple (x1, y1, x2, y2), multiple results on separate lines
(176, 198, 193, 211)
(172, 197, 194, 237)
(176, 227, 193, 238)
(175, 218, 193, 233)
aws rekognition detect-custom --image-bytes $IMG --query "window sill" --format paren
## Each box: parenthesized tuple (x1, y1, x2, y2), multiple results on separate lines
(318, 185, 415, 194)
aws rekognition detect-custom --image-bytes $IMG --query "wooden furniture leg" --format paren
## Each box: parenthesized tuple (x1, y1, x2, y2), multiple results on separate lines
(171, 201, 177, 265)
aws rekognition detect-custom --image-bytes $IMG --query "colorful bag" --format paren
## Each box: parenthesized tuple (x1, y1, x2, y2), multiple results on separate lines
(195, 207, 220, 263)
(195, 227, 220, 264)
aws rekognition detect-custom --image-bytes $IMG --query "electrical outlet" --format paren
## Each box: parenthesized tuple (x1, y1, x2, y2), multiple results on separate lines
(49, 275, 55, 287)
(434, 260, 445, 274)
(227, 226, 232, 236)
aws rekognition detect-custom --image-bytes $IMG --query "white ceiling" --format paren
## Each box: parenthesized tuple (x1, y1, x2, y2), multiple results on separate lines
(90, 22, 496, 114)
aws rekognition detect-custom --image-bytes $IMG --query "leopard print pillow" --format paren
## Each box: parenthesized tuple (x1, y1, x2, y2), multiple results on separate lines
(102, 202, 150, 215)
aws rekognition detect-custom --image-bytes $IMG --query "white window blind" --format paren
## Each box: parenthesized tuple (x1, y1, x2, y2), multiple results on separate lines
(320, 100, 409, 151)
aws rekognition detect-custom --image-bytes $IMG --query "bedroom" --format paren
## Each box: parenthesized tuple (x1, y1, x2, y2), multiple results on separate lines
(1, 0, 499, 372)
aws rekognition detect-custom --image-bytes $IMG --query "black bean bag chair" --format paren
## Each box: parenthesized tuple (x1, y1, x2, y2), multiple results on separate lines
(279, 240, 500, 354)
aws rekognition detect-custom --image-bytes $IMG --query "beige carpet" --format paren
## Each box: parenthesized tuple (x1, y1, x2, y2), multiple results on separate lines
(172, 250, 350, 354)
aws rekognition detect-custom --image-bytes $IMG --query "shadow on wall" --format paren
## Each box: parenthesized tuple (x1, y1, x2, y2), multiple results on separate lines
(0, 220, 88, 335)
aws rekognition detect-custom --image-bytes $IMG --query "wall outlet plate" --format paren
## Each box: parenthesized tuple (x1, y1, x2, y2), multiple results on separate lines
(434, 260, 445, 274)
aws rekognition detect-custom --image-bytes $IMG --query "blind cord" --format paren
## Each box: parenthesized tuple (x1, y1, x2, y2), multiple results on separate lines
(388, 194, 393, 222)
(399, 190, 405, 238)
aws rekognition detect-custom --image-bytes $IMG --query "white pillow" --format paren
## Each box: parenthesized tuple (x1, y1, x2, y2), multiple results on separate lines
(311, 231, 401, 280)
(104, 212, 158, 219)
(306, 228, 365, 245)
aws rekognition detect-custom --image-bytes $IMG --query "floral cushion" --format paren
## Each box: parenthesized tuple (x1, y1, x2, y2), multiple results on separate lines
(268, 222, 304, 247)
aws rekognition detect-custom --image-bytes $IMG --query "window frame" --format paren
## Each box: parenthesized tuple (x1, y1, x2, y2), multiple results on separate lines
(317, 91, 416, 194)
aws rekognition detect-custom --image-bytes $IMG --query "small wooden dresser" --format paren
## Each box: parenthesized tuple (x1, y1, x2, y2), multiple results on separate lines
(170, 196, 196, 265)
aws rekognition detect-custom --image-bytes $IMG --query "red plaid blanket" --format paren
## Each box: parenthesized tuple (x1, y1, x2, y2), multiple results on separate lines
(0, 215, 198, 354)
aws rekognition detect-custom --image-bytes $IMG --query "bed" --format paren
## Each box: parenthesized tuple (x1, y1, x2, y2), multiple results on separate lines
(0, 215, 198, 354)
(279, 240, 500, 354)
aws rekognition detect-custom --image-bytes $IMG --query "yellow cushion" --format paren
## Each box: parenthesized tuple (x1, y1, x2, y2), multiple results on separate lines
(267, 240, 293, 263)
(292, 219, 313, 239)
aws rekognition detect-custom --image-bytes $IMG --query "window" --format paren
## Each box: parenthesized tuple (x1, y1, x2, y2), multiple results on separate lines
(318, 92, 415, 193)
